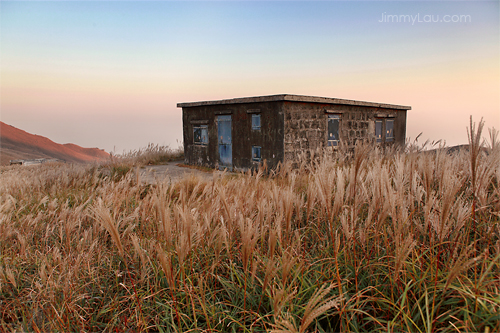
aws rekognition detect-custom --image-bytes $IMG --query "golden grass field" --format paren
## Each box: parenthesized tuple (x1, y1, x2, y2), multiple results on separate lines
(0, 121, 499, 332)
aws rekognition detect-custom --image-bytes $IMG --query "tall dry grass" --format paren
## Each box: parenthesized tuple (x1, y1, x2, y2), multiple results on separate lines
(103, 143, 184, 181)
(0, 121, 499, 332)
(114, 143, 184, 166)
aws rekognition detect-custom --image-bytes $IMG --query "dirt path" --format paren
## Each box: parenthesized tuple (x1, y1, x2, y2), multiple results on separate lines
(138, 161, 223, 184)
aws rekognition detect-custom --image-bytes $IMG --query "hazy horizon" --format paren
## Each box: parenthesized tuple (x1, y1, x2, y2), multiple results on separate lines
(1, 1, 498, 154)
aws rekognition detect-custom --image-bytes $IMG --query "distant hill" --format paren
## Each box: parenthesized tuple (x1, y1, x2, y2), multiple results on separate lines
(0, 121, 109, 165)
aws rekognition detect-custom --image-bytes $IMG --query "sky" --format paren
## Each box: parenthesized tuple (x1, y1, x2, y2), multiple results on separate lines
(1, 1, 499, 153)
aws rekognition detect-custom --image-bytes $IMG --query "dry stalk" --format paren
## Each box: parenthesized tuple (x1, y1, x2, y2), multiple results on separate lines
(90, 198, 124, 257)
(299, 283, 342, 333)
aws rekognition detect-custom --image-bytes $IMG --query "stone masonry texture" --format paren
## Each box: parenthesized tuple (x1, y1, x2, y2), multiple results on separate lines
(178, 95, 410, 170)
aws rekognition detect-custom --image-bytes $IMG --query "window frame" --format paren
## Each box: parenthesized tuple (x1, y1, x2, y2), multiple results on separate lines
(385, 119, 394, 142)
(252, 146, 262, 162)
(327, 114, 341, 147)
(251, 114, 261, 131)
(375, 118, 395, 143)
(193, 124, 208, 145)
(375, 120, 383, 143)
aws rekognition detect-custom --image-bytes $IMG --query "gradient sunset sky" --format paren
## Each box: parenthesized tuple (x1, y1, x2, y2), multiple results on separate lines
(1, 1, 498, 153)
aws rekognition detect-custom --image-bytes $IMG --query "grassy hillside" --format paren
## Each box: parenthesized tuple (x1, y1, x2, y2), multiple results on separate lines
(0, 123, 498, 332)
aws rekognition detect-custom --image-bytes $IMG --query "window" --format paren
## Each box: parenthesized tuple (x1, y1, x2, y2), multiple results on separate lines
(193, 125, 208, 145)
(252, 114, 261, 130)
(375, 120, 383, 143)
(375, 119, 395, 143)
(328, 115, 340, 146)
(252, 146, 261, 161)
(385, 119, 394, 142)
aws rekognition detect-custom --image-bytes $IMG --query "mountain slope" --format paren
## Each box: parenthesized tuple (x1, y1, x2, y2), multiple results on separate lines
(0, 122, 109, 165)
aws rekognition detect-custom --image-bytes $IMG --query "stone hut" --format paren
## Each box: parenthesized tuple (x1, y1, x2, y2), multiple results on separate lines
(178, 94, 411, 170)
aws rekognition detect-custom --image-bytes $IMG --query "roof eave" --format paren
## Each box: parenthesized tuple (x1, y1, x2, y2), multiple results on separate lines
(177, 94, 411, 110)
